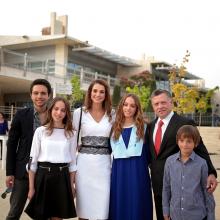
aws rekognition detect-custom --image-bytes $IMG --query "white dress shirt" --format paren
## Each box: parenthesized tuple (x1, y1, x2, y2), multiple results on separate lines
(153, 111, 174, 145)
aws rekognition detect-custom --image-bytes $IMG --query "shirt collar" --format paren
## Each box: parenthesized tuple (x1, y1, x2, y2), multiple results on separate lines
(176, 150, 196, 161)
(157, 111, 174, 126)
(34, 107, 47, 116)
(34, 108, 38, 116)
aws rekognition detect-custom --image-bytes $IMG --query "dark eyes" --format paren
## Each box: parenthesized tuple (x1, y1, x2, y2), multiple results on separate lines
(54, 107, 66, 112)
(32, 92, 47, 95)
(123, 103, 136, 108)
(93, 89, 105, 93)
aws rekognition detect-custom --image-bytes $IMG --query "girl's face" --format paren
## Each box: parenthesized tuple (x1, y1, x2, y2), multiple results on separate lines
(91, 83, 106, 104)
(51, 101, 66, 125)
(0, 113, 3, 120)
(123, 96, 137, 119)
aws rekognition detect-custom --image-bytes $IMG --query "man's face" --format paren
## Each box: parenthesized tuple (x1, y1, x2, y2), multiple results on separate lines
(151, 93, 173, 119)
(30, 85, 50, 109)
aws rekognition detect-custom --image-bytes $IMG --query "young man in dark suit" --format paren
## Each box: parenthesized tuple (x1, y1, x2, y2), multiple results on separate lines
(148, 89, 217, 220)
(6, 79, 52, 220)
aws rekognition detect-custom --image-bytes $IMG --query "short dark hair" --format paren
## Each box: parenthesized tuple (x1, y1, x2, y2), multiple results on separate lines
(30, 79, 52, 95)
(150, 89, 172, 100)
(176, 125, 200, 147)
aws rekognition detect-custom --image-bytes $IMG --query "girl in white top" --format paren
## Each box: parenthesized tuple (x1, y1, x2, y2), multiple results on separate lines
(73, 79, 113, 220)
(25, 97, 77, 220)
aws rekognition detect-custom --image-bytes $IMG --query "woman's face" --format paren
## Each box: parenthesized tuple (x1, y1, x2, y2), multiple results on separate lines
(122, 96, 137, 119)
(0, 113, 3, 120)
(51, 101, 66, 125)
(91, 83, 106, 104)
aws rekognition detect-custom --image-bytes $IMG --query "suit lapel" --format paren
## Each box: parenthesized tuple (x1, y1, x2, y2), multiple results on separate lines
(150, 119, 157, 158)
(27, 108, 34, 138)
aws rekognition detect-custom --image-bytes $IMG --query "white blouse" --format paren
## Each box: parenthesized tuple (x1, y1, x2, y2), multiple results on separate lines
(29, 126, 77, 172)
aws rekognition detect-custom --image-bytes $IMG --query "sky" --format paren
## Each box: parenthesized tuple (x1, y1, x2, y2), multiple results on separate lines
(1, 0, 220, 89)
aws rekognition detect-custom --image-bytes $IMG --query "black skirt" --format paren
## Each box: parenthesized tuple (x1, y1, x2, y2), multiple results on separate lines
(25, 162, 77, 219)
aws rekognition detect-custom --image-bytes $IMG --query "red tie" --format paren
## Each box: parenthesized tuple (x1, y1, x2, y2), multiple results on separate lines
(155, 120, 164, 155)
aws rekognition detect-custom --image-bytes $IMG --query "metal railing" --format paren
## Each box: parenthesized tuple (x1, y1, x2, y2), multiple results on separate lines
(0, 105, 24, 122)
(0, 104, 217, 127)
(0, 48, 118, 87)
(145, 112, 216, 127)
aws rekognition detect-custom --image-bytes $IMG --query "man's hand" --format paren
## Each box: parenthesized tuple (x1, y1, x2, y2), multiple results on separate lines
(164, 215, 170, 220)
(6, 175, 14, 188)
(207, 174, 218, 193)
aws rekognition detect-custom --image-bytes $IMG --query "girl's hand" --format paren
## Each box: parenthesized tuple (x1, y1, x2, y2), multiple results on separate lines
(71, 184, 76, 198)
(28, 188, 35, 200)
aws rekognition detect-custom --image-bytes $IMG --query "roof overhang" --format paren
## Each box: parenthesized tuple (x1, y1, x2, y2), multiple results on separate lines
(72, 46, 140, 67)
(151, 61, 201, 80)
(0, 35, 140, 67)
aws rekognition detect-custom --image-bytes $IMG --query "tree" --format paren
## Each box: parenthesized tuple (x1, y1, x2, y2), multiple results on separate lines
(126, 85, 151, 112)
(70, 75, 84, 107)
(196, 86, 219, 126)
(112, 84, 121, 107)
(121, 70, 155, 112)
(169, 51, 200, 114)
(169, 51, 219, 126)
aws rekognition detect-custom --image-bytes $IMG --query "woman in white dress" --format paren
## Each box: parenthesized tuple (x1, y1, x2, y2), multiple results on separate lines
(25, 97, 77, 220)
(73, 79, 113, 220)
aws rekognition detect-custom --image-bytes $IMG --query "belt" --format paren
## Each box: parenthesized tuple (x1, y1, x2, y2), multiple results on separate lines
(79, 145, 111, 155)
(38, 162, 69, 172)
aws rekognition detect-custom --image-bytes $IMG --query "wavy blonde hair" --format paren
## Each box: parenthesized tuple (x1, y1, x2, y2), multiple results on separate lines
(112, 94, 144, 140)
(45, 97, 73, 138)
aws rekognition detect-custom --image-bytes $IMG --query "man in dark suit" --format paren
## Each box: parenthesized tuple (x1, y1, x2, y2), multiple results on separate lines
(6, 79, 52, 220)
(148, 89, 218, 220)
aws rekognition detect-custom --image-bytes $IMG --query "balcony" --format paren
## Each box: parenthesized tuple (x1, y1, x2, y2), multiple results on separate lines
(0, 48, 119, 91)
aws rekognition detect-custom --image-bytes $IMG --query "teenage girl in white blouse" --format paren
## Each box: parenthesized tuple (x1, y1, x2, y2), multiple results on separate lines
(25, 97, 77, 220)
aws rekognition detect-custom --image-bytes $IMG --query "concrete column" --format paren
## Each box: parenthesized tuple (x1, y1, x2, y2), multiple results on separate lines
(55, 44, 68, 77)
(50, 12, 56, 35)
(0, 47, 4, 70)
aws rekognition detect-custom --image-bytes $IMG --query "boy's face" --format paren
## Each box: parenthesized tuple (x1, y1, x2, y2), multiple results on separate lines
(30, 85, 49, 109)
(178, 137, 195, 157)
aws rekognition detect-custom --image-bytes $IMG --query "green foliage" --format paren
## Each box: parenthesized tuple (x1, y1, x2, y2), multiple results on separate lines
(120, 70, 155, 112)
(112, 85, 121, 107)
(126, 85, 151, 112)
(70, 75, 84, 106)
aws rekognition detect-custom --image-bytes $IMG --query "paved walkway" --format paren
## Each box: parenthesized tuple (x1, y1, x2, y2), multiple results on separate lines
(0, 127, 219, 219)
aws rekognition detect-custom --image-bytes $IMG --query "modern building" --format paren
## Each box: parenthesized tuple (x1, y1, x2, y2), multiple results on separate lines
(0, 12, 203, 109)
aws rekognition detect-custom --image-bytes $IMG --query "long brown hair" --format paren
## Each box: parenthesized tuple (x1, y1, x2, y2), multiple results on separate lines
(84, 79, 112, 120)
(45, 97, 73, 138)
(112, 93, 144, 140)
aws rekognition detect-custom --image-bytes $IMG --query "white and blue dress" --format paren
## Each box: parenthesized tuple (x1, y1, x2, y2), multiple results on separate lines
(109, 125, 153, 220)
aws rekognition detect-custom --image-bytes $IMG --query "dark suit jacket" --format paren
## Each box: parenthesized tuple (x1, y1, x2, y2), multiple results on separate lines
(6, 108, 34, 179)
(148, 112, 217, 196)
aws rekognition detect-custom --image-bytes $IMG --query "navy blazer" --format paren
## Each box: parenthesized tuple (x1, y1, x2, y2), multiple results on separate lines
(148, 112, 217, 196)
(6, 108, 34, 179)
